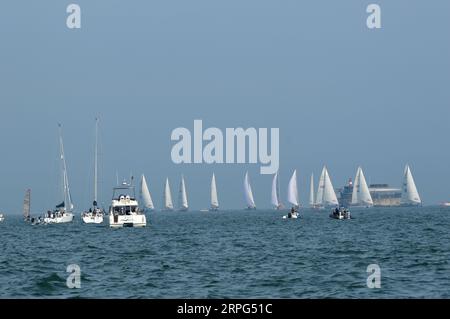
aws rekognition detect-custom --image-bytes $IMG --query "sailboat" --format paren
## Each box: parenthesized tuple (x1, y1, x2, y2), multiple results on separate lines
(163, 178, 174, 211)
(401, 164, 422, 206)
(178, 175, 189, 211)
(82, 118, 104, 224)
(309, 173, 315, 209)
(0, 213, 4, 222)
(140, 174, 154, 211)
(351, 167, 373, 208)
(243, 171, 256, 210)
(314, 166, 339, 209)
(210, 173, 219, 211)
(284, 169, 299, 219)
(44, 124, 75, 224)
(271, 172, 283, 210)
(23, 189, 31, 222)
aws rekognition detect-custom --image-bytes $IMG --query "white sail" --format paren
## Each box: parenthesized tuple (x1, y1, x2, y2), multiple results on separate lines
(309, 173, 315, 207)
(271, 172, 280, 208)
(23, 189, 31, 220)
(323, 167, 339, 207)
(401, 165, 421, 205)
(351, 167, 361, 205)
(178, 175, 189, 210)
(140, 175, 154, 210)
(244, 171, 256, 209)
(359, 167, 373, 206)
(211, 173, 219, 209)
(315, 167, 326, 206)
(58, 124, 73, 211)
(287, 170, 299, 207)
(163, 178, 174, 210)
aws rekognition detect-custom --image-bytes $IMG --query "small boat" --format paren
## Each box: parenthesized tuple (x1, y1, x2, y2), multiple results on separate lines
(330, 207, 351, 220)
(44, 124, 75, 224)
(210, 173, 219, 211)
(401, 164, 422, 206)
(314, 166, 339, 209)
(351, 166, 374, 208)
(244, 171, 256, 210)
(271, 171, 284, 210)
(178, 175, 189, 211)
(283, 170, 300, 219)
(162, 178, 174, 211)
(0, 213, 4, 222)
(109, 181, 147, 228)
(140, 174, 155, 211)
(441, 202, 450, 207)
(82, 118, 104, 224)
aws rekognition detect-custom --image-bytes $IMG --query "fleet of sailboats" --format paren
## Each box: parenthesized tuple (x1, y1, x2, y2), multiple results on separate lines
(401, 164, 422, 206)
(351, 167, 374, 207)
(9, 122, 426, 223)
(244, 171, 256, 210)
(178, 175, 189, 211)
(314, 166, 339, 209)
(163, 178, 174, 211)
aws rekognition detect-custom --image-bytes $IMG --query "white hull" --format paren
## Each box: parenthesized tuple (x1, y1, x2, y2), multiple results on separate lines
(109, 213, 146, 228)
(330, 211, 351, 220)
(82, 213, 104, 224)
(283, 212, 299, 219)
(44, 213, 74, 224)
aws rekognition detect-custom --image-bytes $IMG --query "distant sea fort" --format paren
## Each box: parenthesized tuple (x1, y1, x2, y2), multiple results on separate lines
(338, 179, 401, 207)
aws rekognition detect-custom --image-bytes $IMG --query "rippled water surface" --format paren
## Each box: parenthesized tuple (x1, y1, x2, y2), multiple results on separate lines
(1, 207, 450, 298)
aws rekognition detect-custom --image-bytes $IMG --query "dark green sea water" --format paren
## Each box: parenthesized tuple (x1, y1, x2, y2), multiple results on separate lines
(1, 207, 449, 298)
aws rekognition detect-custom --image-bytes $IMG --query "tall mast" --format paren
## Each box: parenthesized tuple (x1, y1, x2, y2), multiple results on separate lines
(94, 118, 99, 206)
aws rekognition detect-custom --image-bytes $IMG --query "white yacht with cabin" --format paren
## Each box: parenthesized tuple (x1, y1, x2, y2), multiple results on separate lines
(82, 118, 104, 224)
(44, 124, 75, 224)
(109, 181, 147, 228)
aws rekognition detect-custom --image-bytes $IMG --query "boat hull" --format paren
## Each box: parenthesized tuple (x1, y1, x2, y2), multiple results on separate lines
(44, 213, 74, 224)
(109, 214, 146, 228)
(82, 214, 104, 224)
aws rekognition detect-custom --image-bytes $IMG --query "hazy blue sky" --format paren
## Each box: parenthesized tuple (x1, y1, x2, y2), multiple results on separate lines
(1, 1, 449, 213)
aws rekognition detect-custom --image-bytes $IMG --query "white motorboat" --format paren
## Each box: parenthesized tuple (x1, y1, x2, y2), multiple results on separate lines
(330, 207, 351, 220)
(109, 182, 147, 228)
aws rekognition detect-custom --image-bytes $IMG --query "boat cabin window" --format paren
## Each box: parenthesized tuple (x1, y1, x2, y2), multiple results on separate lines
(113, 205, 138, 215)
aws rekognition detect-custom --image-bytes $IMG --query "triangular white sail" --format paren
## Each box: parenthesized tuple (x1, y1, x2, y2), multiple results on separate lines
(271, 172, 282, 209)
(287, 170, 299, 207)
(309, 173, 315, 207)
(315, 167, 326, 206)
(23, 189, 31, 220)
(163, 178, 174, 210)
(140, 175, 154, 210)
(316, 166, 338, 207)
(401, 165, 421, 205)
(351, 167, 373, 207)
(323, 167, 339, 207)
(178, 175, 189, 210)
(211, 173, 219, 209)
(244, 171, 256, 209)
(58, 124, 74, 212)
